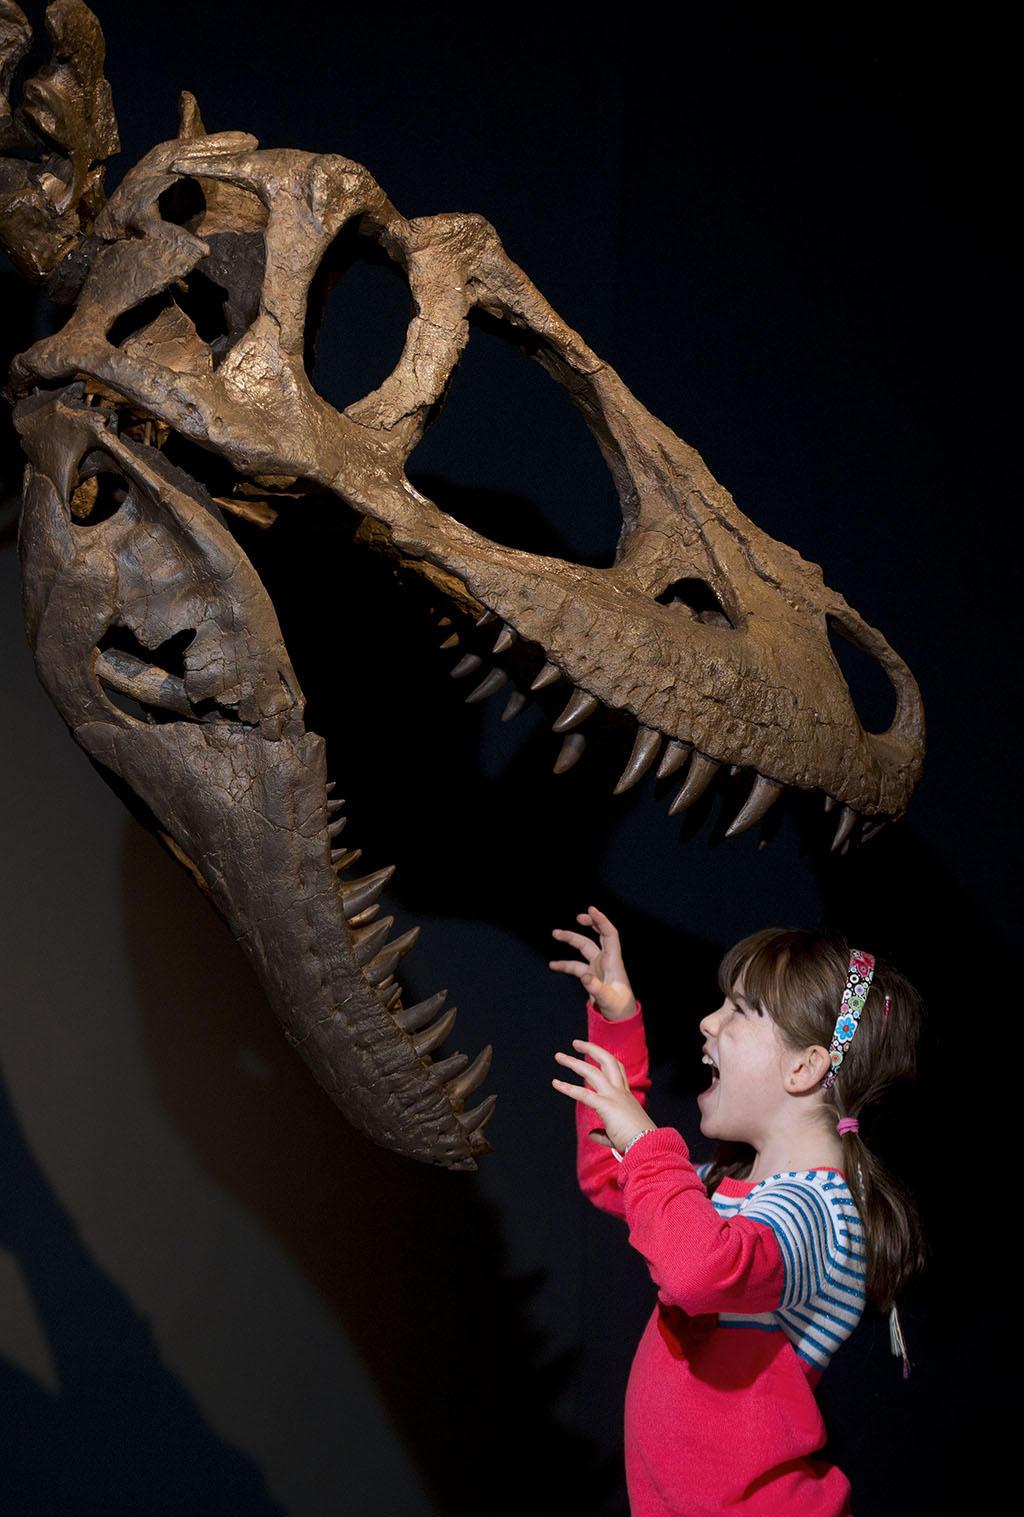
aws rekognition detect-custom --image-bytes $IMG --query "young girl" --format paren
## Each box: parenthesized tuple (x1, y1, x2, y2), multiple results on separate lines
(551, 905, 923, 1516)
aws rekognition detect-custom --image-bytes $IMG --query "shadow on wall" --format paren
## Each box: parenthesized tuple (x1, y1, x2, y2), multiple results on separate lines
(121, 822, 626, 1517)
(0, 1064, 285, 1516)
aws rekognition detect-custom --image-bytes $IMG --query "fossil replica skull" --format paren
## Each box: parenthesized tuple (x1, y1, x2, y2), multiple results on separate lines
(1, 2, 924, 1169)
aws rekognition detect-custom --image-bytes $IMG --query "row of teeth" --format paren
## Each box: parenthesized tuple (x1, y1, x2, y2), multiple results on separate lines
(439, 614, 882, 853)
(325, 783, 496, 1144)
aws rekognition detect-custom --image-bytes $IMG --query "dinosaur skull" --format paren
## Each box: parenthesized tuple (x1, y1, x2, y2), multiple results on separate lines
(3, 2, 924, 1168)
(16, 384, 495, 1168)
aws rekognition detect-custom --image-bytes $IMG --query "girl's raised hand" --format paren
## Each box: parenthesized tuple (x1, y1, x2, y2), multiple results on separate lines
(549, 905, 637, 1021)
(552, 1040, 656, 1152)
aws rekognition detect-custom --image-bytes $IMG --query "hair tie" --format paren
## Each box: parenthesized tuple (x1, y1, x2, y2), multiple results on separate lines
(822, 950, 876, 1088)
(836, 1117, 860, 1136)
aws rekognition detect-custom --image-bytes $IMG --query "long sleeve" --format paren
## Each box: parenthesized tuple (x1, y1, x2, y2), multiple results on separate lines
(618, 1128, 787, 1315)
(575, 1002, 651, 1221)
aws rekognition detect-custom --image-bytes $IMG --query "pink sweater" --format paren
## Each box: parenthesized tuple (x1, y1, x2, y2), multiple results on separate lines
(577, 1004, 864, 1516)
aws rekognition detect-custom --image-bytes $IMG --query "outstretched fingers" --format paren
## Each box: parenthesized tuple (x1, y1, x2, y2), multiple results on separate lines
(581, 904, 617, 937)
(568, 1039, 627, 1076)
(550, 926, 599, 963)
(550, 1074, 604, 1111)
(550, 906, 636, 1020)
(552, 1041, 629, 1093)
(551, 1041, 654, 1151)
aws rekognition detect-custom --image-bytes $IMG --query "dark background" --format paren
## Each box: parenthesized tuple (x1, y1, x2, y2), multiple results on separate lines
(1, 2, 1016, 1512)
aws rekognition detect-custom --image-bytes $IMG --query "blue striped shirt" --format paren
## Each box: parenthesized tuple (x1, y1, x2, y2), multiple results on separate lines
(710, 1169, 866, 1372)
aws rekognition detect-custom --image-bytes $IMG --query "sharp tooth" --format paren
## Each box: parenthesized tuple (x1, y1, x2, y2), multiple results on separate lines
(458, 1092, 498, 1133)
(725, 775, 784, 837)
(501, 690, 528, 722)
(340, 865, 394, 919)
(861, 818, 887, 844)
(446, 1044, 493, 1103)
(394, 989, 449, 1034)
(492, 624, 517, 653)
(436, 616, 452, 629)
(530, 661, 561, 691)
(326, 781, 337, 794)
(553, 732, 586, 773)
(331, 847, 362, 873)
(328, 815, 347, 839)
(450, 653, 484, 679)
(327, 797, 344, 814)
(352, 915, 394, 966)
(363, 926, 420, 985)
(668, 754, 720, 815)
(432, 1051, 469, 1083)
(656, 739, 691, 779)
(440, 632, 460, 650)
(553, 690, 599, 732)
(412, 1004, 459, 1056)
(823, 794, 837, 812)
(347, 904, 379, 927)
(465, 668, 509, 703)
(475, 609, 497, 627)
(831, 806, 858, 851)
(614, 726, 662, 794)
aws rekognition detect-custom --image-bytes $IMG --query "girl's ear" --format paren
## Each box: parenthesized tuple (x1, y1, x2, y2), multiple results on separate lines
(785, 1044, 831, 1094)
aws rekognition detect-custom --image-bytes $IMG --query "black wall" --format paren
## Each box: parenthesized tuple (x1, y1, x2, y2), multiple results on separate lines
(1, 3, 1016, 1512)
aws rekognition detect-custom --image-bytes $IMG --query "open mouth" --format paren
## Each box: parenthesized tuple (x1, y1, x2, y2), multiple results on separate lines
(701, 1053, 720, 1088)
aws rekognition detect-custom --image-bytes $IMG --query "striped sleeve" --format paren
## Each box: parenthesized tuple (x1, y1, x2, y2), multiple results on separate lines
(727, 1171, 867, 1371)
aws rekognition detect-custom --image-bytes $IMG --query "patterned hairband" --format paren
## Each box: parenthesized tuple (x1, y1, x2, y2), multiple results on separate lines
(822, 950, 876, 1088)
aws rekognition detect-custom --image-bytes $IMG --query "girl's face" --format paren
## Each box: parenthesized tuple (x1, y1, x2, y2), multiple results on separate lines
(697, 979, 793, 1146)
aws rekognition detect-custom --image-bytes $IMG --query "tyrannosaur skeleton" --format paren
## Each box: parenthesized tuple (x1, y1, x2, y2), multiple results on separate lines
(1, 2, 924, 1169)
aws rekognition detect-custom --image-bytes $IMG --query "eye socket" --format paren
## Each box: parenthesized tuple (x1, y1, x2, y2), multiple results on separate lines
(304, 226, 412, 413)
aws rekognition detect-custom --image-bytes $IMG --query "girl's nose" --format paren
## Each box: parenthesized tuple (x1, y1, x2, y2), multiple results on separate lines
(699, 1001, 725, 1038)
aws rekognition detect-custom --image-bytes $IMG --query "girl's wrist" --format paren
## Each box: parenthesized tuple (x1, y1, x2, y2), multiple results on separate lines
(621, 1126, 657, 1155)
(588, 995, 639, 1022)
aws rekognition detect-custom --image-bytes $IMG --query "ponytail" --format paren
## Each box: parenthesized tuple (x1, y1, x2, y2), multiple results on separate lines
(835, 1122, 924, 1311)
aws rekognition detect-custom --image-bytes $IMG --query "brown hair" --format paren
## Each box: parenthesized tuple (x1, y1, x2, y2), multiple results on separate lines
(703, 928, 925, 1311)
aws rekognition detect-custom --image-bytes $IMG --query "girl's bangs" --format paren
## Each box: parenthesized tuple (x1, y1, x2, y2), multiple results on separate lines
(717, 929, 796, 1014)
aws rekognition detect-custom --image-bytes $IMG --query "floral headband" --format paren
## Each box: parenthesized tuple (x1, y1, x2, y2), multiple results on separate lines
(822, 950, 876, 1088)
